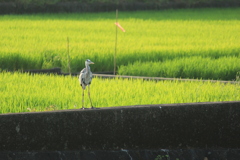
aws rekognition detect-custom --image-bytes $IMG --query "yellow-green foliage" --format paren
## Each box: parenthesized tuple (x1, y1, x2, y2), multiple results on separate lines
(119, 56, 240, 80)
(0, 8, 239, 79)
(0, 72, 239, 114)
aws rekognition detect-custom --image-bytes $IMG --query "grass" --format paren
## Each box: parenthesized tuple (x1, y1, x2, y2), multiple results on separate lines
(118, 56, 240, 80)
(0, 72, 239, 114)
(0, 8, 239, 80)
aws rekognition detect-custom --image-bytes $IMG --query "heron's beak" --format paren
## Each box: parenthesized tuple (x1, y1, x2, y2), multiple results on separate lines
(91, 62, 94, 64)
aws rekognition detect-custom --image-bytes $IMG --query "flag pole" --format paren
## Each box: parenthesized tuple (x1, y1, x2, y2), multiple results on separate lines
(114, 9, 118, 75)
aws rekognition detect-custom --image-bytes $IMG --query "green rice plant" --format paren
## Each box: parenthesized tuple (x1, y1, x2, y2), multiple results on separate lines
(236, 71, 240, 82)
(0, 8, 239, 79)
(0, 72, 239, 114)
(118, 56, 240, 80)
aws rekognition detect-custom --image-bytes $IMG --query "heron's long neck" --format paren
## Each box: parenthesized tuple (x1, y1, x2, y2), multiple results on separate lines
(85, 64, 91, 74)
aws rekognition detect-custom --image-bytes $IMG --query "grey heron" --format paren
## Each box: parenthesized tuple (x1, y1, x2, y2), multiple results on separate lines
(79, 59, 94, 109)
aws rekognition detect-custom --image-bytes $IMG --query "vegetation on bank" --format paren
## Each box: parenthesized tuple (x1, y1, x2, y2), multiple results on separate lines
(0, 0, 238, 5)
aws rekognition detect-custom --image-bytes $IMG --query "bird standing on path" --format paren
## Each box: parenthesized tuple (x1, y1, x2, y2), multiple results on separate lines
(79, 59, 94, 109)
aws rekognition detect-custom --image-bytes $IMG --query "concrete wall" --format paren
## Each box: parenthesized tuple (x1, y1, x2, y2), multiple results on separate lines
(0, 101, 240, 159)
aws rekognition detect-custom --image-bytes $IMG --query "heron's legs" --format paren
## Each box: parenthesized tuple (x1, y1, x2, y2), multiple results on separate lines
(88, 85, 94, 108)
(82, 89, 85, 109)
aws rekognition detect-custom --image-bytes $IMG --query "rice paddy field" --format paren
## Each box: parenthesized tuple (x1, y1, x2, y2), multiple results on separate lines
(1, 8, 240, 113)
(0, 8, 240, 80)
(0, 72, 239, 114)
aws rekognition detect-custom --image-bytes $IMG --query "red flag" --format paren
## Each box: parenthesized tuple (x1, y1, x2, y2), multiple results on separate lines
(115, 22, 125, 32)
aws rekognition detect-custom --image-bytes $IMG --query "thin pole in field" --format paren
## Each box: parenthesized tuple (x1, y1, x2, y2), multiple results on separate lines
(114, 9, 118, 75)
(67, 37, 71, 75)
